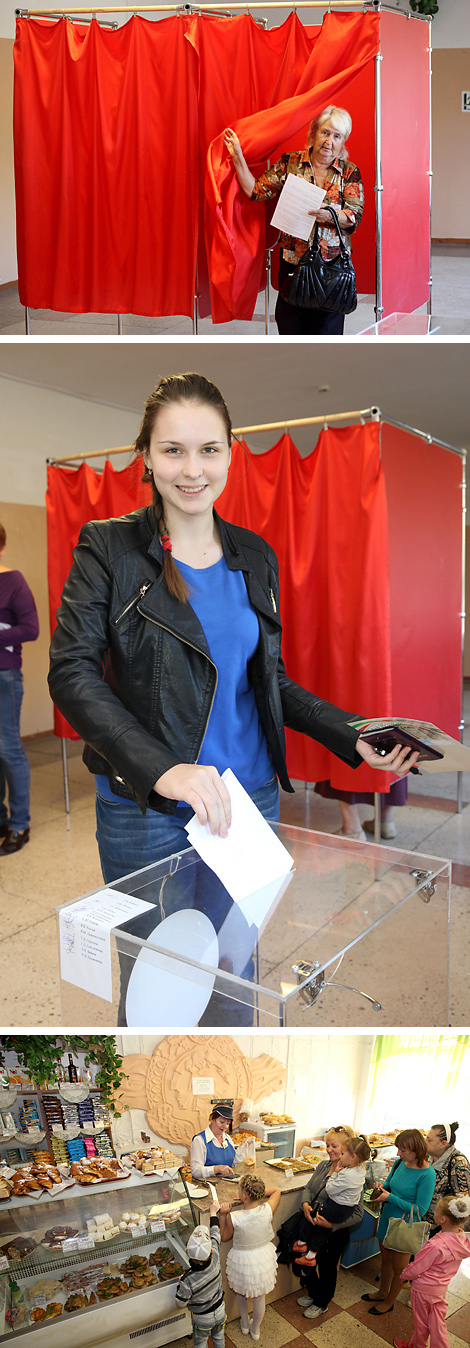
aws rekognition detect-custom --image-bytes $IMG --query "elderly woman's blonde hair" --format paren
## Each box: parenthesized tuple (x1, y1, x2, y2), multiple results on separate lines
(308, 105, 352, 160)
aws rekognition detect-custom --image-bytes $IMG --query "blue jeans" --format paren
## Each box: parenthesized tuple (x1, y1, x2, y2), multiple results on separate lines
(192, 1316, 226, 1348)
(0, 670, 30, 831)
(96, 776, 280, 1027)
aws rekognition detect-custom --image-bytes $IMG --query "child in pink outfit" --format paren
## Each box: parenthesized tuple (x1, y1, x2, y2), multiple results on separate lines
(393, 1194, 470, 1348)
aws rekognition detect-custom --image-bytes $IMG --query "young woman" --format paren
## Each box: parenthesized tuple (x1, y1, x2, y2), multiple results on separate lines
(48, 370, 417, 889)
(219, 1173, 281, 1340)
(363, 1128, 437, 1316)
(0, 523, 39, 854)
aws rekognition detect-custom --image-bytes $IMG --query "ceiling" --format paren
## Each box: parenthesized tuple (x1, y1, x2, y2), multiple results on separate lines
(0, 340, 468, 456)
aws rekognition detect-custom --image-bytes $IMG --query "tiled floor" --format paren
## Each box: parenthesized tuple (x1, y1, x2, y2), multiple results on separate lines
(175, 1252, 470, 1348)
(1, 245, 469, 335)
(1, 685, 470, 1025)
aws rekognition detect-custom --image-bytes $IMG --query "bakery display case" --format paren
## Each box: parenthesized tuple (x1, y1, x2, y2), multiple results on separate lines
(0, 1169, 195, 1347)
(57, 823, 452, 1027)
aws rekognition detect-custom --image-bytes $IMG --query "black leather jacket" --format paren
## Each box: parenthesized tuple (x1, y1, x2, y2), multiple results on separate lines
(48, 505, 361, 814)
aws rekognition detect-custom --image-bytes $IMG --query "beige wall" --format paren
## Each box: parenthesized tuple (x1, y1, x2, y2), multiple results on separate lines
(432, 49, 470, 241)
(0, 39, 15, 284)
(0, 502, 52, 737)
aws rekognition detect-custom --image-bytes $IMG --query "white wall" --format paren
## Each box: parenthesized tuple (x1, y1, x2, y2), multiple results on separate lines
(112, 1033, 374, 1157)
(0, 375, 139, 506)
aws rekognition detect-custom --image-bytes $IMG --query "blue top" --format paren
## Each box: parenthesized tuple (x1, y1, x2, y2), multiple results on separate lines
(377, 1160, 436, 1242)
(192, 1128, 237, 1171)
(96, 555, 272, 803)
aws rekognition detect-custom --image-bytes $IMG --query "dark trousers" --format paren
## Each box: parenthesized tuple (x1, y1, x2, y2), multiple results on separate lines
(299, 1226, 350, 1309)
(275, 256, 345, 336)
(294, 1197, 355, 1258)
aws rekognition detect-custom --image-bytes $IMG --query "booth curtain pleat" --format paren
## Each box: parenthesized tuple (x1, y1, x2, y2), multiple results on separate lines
(47, 427, 392, 793)
(14, 12, 379, 319)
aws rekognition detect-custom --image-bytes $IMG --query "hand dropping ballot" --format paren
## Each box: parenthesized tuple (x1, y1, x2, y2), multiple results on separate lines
(270, 173, 326, 242)
(185, 769, 294, 929)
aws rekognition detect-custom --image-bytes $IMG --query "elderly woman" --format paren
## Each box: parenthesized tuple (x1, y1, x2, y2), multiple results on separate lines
(362, 1128, 436, 1316)
(425, 1122, 470, 1235)
(277, 1125, 364, 1321)
(224, 104, 363, 336)
(190, 1104, 246, 1180)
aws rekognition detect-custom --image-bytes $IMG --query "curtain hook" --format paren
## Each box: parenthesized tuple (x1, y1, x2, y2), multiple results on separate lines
(323, 421, 329, 433)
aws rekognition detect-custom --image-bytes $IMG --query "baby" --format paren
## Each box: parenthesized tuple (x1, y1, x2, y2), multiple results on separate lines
(294, 1135, 370, 1268)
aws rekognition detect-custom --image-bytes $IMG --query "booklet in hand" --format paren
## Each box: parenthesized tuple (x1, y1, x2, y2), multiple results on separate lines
(358, 726, 443, 764)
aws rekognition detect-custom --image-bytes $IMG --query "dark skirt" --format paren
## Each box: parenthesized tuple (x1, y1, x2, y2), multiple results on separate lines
(314, 778, 408, 807)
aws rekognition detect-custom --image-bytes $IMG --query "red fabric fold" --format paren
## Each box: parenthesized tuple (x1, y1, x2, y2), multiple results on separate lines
(205, 11, 380, 322)
(217, 429, 392, 790)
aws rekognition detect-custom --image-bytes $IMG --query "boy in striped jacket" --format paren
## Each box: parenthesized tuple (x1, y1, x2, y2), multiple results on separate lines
(176, 1202, 226, 1348)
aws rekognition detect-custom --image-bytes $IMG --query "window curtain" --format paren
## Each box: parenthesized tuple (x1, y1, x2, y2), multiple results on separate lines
(14, 12, 379, 319)
(364, 1034, 470, 1140)
(47, 426, 392, 794)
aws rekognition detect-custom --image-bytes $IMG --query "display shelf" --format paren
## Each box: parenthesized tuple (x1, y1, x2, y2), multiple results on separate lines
(0, 1172, 195, 1346)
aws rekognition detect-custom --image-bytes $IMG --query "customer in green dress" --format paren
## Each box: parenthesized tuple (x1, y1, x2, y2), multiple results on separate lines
(361, 1129, 436, 1316)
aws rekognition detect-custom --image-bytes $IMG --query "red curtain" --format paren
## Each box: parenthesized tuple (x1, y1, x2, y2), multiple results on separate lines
(380, 11, 430, 316)
(206, 11, 380, 321)
(46, 457, 151, 736)
(382, 424, 462, 740)
(47, 430, 392, 793)
(14, 12, 379, 320)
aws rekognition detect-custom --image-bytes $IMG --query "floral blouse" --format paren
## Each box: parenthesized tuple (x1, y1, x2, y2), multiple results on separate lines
(251, 149, 364, 263)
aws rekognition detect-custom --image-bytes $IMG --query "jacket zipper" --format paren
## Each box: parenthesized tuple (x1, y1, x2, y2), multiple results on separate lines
(269, 588, 277, 613)
(137, 609, 218, 762)
(115, 581, 152, 625)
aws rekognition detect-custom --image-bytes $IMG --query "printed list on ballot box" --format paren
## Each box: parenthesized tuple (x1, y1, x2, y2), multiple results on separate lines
(59, 889, 155, 1002)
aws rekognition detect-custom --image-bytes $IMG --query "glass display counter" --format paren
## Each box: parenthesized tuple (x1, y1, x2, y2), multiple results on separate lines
(57, 824, 451, 1028)
(0, 1169, 194, 1347)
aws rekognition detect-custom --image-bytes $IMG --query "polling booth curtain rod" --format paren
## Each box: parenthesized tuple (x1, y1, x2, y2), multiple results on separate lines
(48, 409, 466, 466)
(21, 3, 370, 16)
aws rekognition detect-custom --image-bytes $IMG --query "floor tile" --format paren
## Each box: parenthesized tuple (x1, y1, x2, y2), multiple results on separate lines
(446, 1300, 470, 1340)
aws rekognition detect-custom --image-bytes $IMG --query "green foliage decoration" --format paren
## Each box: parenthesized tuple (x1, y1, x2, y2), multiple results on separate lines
(0, 1036, 128, 1115)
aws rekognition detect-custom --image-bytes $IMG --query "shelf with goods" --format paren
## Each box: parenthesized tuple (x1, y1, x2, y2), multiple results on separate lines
(0, 1169, 195, 1347)
(0, 1082, 116, 1173)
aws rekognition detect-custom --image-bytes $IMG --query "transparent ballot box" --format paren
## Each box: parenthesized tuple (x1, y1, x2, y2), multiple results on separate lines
(57, 824, 451, 1028)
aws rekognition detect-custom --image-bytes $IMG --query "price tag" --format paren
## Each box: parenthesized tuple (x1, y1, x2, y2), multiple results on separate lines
(131, 1225, 147, 1239)
(77, 1236, 95, 1251)
(62, 1238, 80, 1253)
(284, 1169, 294, 1179)
(31, 1295, 46, 1309)
(0, 1256, 9, 1272)
(151, 1220, 166, 1234)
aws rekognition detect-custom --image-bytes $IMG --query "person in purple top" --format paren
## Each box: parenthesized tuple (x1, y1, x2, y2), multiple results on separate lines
(0, 524, 39, 854)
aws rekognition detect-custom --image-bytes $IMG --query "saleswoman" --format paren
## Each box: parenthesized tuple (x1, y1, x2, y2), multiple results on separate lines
(191, 1104, 244, 1179)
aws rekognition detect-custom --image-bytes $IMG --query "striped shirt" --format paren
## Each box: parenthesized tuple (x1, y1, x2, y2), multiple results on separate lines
(251, 149, 364, 263)
(175, 1218, 225, 1329)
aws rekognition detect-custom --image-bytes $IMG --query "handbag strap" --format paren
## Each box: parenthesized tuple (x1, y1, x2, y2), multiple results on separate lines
(322, 204, 350, 256)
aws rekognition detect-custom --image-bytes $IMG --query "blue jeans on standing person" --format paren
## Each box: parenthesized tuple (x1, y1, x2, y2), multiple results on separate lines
(191, 1316, 226, 1348)
(0, 670, 30, 831)
(95, 775, 280, 1027)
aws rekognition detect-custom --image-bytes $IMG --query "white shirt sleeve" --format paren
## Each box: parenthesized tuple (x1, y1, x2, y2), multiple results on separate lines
(190, 1133, 215, 1179)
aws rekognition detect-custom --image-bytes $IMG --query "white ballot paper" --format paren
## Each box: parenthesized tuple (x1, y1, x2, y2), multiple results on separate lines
(185, 768, 294, 907)
(270, 172, 326, 242)
(59, 888, 156, 1002)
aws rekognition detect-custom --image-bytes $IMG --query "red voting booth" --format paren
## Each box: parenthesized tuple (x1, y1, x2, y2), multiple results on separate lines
(14, 6, 431, 325)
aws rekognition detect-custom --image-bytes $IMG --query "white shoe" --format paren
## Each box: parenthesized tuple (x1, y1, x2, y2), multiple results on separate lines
(363, 818, 396, 840)
(334, 827, 367, 842)
(297, 1296, 314, 1307)
(303, 1305, 326, 1319)
(241, 1323, 253, 1336)
(249, 1331, 260, 1341)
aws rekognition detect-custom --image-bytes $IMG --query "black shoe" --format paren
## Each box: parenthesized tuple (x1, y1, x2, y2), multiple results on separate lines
(369, 1305, 394, 1316)
(0, 828, 30, 855)
(361, 1294, 383, 1302)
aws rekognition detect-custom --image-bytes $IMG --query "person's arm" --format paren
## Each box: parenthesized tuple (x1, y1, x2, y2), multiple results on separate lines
(218, 1204, 234, 1242)
(328, 1191, 365, 1233)
(401, 1240, 440, 1282)
(210, 1212, 221, 1253)
(266, 1186, 281, 1215)
(450, 1152, 470, 1199)
(225, 129, 288, 203)
(0, 574, 39, 647)
(224, 129, 256, 197)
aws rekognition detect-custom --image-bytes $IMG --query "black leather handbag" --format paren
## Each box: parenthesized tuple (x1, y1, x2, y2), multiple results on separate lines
(281, 205, 357, 314)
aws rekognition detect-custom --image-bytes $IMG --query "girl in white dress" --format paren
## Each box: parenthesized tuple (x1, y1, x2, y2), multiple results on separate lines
(219, 1173, 281, 1341)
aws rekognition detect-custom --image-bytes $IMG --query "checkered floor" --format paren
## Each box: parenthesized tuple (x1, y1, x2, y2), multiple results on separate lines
(180, 1251, 470, 1348)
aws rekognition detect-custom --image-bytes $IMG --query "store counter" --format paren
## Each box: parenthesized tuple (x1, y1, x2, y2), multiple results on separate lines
(193, 1161, 308, 1319)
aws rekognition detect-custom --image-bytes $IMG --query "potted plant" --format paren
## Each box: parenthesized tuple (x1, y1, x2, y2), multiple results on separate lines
(0, 1036, 128, 1115)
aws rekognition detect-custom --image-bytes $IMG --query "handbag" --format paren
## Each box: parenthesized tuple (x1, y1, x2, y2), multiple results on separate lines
(383, 1205, 430, 1255)
(280, 205, 357, 314)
